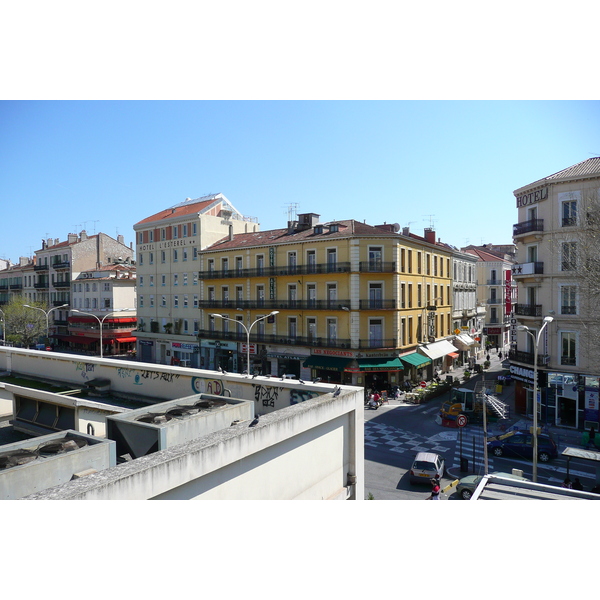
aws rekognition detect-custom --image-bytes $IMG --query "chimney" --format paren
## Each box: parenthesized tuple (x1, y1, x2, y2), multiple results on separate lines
(117, 234, 125, 245)
(229, 224, 234, 241)
(68, 233, 78, 244)
(424, 228, 436, 244)
(19, 256, 29, 266)
(402, 227, 410, 236)
(80, 230, 88, 241)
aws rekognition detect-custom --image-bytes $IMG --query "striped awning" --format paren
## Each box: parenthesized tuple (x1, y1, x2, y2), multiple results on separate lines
(399, 352, 432, 368)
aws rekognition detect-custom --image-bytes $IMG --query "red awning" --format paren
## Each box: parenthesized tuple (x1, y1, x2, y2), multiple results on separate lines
(115, 337, 137, 343)
(448, 352, 460, 359)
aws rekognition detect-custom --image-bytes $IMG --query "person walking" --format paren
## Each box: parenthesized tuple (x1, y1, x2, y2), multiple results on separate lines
(589, 426, 596, 449)
(428, 476, 441, 500)
(572, 478, 583, 491)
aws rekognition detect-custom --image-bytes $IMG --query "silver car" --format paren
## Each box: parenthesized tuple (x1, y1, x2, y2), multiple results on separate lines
(409, 451, 445, 485)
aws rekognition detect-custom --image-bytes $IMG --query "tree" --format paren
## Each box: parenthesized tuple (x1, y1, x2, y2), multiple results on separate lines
(2, 296, 47, 348)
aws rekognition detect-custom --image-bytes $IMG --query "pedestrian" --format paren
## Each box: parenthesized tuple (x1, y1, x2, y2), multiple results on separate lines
(589, 426, 596, 449)
(428, 477, 441, 500)
(486, 353, 490, 362)
(562, 477, 572, 489)
(572, 478, 583, 491)
(498, 351, 503, 361)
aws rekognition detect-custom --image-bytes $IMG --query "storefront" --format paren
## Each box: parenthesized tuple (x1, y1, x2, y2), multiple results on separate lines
(303, 354, 353, 384)
(418, 340, 460, 377)
(351, 356, 404, 392)
(171, 342, 200, 368)
(399, 352, 432, 384)
(452, 333, 477, 364)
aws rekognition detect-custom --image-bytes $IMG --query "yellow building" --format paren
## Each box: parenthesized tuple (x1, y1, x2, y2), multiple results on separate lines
(198, 214, 455, 391)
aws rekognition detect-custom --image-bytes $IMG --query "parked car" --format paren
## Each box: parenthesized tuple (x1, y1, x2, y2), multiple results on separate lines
(409, 451, 445, 484)
(456, 471, 529, 500)
(487, 432, 558, 462)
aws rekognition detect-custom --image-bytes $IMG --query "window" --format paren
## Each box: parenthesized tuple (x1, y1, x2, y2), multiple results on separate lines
(307, 250, 316, 273)
(149, 252, 154, 264)
(161, 295, 167, 307)
(161, 228, 166, 241)
(139, 295, 144, 308)
(401, 283, 406, 308)
(236, 285, 243, 302)
(327, 248, 337, 271)
(193, 247, 198, 261)
(183, 248, 188, 261)
(288, 251, 297, 273)
(183, 273, 188, 286)
(173, 225, 179, 239)
(562, 199, 577, 227)
(173, 249, 178, 262)
(288, 317, 297, 339)
(307, 317, 317, 340)
(236, 256, 243, 274)
(561, 242, 577, 271)
(307, 284, 316, 307)
(174, 295, 179, 308)
(561, 331, 577, 366)
(149, 295, 154, 307)
(161, 251, 166, 263)
(369, 283, 382, 309)
(139, 276, 144, 287)
(327, 318, 337, 344)
(161, 274, 166, 286)
(561, 285, 577, 315)
(193, 295, 198, 308)
(183, 224, 188, 237)
(369, 318, 383, 348)
(173, 274, 178, 286)
(369, 246, 382, 270)
(327, 283, 337, 305)
(184, 295, 188, 307)
(149, 275, 154, 287)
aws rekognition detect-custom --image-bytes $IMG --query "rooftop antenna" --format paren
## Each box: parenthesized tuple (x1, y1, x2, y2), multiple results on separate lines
(92, 220, 99, 234)
(404, 221, 415, 228)
(284, 203, 299, 222)
(423, 215, 438, 229)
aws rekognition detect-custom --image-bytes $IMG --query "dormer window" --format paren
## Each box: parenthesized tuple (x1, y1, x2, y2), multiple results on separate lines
(329, 223, 339, 233)
(314, 225, 324, 235)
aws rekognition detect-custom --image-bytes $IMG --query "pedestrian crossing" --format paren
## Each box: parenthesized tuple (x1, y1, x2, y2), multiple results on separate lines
(364, 419, 600, 489)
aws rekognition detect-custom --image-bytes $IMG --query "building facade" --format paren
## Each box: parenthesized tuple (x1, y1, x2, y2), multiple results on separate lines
(132, 194, 259, 366)
(463, 245, 516, 353)
(510, 158, 600, 430)
(62, 263, 137, 355)
(197, 216, 459, 391)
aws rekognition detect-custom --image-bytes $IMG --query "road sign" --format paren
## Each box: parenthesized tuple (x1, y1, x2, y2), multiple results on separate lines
(240, 343, 257, 355)
(457, 414, 468, 427)
(420, 381, 427, 388)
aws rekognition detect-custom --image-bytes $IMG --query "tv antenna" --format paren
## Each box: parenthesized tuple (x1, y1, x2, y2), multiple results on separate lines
(284, 203, 299, 222)
(423, 215, 438, 228)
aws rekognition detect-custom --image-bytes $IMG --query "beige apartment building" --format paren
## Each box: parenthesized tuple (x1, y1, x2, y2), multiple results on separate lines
(510, 157, 600, 430)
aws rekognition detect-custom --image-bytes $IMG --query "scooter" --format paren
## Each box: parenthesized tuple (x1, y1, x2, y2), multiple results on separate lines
(366, 396, 383, 410)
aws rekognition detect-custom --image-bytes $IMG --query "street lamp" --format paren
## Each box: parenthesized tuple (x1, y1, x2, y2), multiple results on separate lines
(0, 308, 5, 345)
(72, 309, 135, 358)
(517, 315, 554, 482)
(23, 303, 69, 345)
(210, 311, 279, 375)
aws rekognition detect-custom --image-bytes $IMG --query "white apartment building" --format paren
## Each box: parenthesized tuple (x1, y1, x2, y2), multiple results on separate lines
(510, 157, 600, 430)
(463, 245, 516, 353)
(450, 248, 481, 364)
(133, 194, 258, 366)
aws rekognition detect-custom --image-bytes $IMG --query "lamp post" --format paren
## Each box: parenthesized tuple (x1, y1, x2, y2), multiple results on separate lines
(517, 315, 554, 482)
(23, 303, 69, 345)
(72, 309, 135, 358)
(210, 311, 279, 375)
(0, 308, 5, 345)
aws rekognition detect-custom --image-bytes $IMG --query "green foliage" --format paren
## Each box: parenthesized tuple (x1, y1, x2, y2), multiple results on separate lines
(367, 492, 375, 500)
(2, 296, 48, 347)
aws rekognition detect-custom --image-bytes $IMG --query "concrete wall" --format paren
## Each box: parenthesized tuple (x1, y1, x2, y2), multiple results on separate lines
(0, 347, 364, 500)
(0, 430, 116, 500)
(25, 387, 363, 500)
(0, 348, 324, 413)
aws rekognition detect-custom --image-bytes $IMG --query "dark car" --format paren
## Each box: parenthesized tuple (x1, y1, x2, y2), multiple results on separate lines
(487, 432, 558, 462)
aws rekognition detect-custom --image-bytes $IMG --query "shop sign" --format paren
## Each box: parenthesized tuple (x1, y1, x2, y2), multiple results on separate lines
(509, 364, 537, 384)
(172, 342, 198, 350)
(312, 348, 354, 357)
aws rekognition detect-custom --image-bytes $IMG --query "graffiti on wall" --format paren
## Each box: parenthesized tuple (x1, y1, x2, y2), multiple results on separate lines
(191, 377, 225, 396)
(290, 389, 319, 405)
(75, 362, 95, 380)
(253, 384, 284, 408)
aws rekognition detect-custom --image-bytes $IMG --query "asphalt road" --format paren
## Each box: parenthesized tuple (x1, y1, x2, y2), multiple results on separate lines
(363, 391, 600, 500)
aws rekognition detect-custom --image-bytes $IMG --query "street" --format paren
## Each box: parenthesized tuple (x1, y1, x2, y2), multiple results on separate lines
(364, 387, 600, 500)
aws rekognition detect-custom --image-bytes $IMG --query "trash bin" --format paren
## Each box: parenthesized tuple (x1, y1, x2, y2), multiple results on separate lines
(496, 384, 503, 394)
(460, 456, 469, 472)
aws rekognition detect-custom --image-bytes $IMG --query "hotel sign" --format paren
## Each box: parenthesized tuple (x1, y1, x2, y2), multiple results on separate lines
(516, 187, 548, 208)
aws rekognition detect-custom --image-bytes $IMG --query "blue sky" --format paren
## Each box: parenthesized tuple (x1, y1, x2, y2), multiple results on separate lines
(1, 100, 599, 262)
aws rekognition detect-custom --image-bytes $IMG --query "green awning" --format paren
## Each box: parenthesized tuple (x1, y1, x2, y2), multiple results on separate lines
(356, 357, 404, 372)
(303, 356, 352, 372)
(399, 352, 432, 368)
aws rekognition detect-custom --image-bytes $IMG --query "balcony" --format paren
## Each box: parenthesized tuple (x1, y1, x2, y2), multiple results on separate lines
(200, 299, 352, 311)
(197, 329, 353, 349)
(562, 216, 577, 227)
(34, 264, 49, 271)
(514, 304, 542, 317)
(359, 299, 397, 310)
(52, 261, 71, 270)
(486, 279, 503, 285)
(508, 349, 550, 366)
(561, 356, 577, 366)
(512, 262, 544, 277)
(513, 219, 544, 237)
(53, 280, 71, 289)
(198, 262, 351, 279)
(9, 284, 23, 290)
(487, 298, 503, 305)
(561, 306, 577, 315)
(34, 282, 49, 289)
(358, 261, 396, 273)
